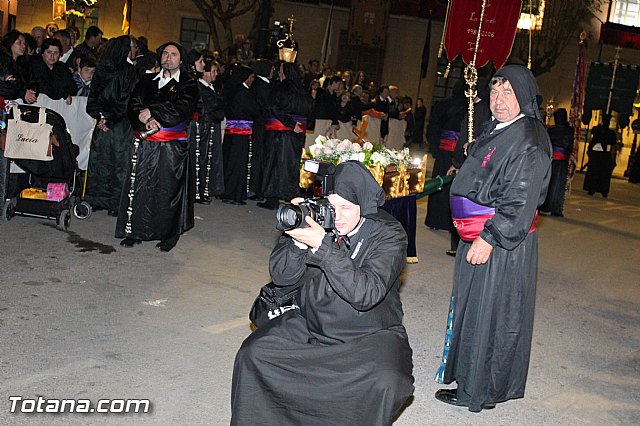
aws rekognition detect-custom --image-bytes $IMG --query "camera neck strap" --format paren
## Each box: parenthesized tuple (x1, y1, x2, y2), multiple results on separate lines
(331, 218, 374, 261)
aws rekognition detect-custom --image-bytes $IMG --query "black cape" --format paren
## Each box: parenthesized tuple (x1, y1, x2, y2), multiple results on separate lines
(84, 62, 138, 211)
(583, 124, 616, 196)
(115, 70, 198, 241)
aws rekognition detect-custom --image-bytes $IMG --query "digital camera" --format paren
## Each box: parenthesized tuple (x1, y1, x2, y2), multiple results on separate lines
(275, 161, 336, 231)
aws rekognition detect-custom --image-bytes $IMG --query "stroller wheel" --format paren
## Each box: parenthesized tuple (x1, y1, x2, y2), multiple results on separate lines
(2, 199, 15, 222)
(74, 201, 92, 220)
(58, 209, 71, 230)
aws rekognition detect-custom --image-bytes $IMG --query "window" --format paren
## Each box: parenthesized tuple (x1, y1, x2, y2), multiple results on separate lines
(610, 0, 640, 27)
(180, 18, 211, 52)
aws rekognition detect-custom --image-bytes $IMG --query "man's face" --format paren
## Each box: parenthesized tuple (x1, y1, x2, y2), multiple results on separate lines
(328, 194, 361, 236)
(42, 46, 60, 67)
(80, 66, 95, 82)
(53, 34, 70, 51)
(31, 30, 44, 47)
(161, 45, 181, 73)
(389, 88, 398, 99)
(490, 79, 521, 122)
(87, 33, 102, 48)
(244, 74, 255, 87)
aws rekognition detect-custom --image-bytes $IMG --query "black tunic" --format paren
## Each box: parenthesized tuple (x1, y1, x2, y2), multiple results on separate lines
(441, 115, 551, 412)
(261, 78, 314, 201)
(540, 122, 574, 215)
(232, 213, 414, 425)
(222, 85, 261, 202)
(114, 71, 198, 241)
(190, 79, 225, 198)
(84, 62, 138, 211)
(249, 76, 272, 196)
(583, 124, 616, 196)
(424, 95, 466, 230)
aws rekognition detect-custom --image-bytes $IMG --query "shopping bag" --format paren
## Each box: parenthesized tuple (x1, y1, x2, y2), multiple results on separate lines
(4, 106, 53, 161)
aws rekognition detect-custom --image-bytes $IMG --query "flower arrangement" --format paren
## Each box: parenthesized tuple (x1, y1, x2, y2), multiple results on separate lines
(306, 135, 411, 168)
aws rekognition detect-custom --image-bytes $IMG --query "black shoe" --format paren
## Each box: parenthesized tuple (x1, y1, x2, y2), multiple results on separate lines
(156, 236, 179, 252)
(446, 249, 457, 257)
(248, 194, 265, 202)
(257, 201, 277, 210)
(120, 237, 141, 248)
(196, 196, 211, 205)
(222, 199, 246, 205)
(435, 388, 495, 409)
(107, 210, 118, 217)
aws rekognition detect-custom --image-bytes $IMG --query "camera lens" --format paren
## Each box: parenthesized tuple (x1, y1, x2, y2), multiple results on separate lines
(276, 204, 304, 231)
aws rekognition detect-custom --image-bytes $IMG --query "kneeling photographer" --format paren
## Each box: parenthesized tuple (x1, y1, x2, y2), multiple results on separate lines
(231, 160, 414, 425)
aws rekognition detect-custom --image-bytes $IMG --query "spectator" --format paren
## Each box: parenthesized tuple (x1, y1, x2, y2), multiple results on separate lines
(73, 55, 97, 96)
(30, 26, 46, 54)
(30, 38, 76, 104)
(71, 25, 103, 63)
(53, 29, 73, 65)
(0, 30, 37, 103)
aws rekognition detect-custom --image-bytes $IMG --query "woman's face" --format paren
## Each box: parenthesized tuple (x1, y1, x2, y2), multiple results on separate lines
(194, 56, 205, 73)
(341, 92, 350, 103)
(11, 36, 26, 59)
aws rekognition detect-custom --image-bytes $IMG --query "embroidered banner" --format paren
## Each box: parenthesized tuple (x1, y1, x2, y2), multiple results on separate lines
(444, 0, 522, 69)
(348, 0, 390, 48)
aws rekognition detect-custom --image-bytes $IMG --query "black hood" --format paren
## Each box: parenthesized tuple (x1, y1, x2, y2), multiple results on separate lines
(492, 65, 543, 122)
(333, 161, 385, 217)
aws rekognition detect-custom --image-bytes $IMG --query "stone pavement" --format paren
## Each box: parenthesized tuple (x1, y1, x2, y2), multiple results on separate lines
(0, 173, 638, 425)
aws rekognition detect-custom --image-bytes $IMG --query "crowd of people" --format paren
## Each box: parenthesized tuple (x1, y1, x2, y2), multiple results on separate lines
(0, 24, 621, 424)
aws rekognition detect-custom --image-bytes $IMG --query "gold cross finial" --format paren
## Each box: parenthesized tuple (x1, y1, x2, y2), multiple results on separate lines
(288, 15, 296, 33)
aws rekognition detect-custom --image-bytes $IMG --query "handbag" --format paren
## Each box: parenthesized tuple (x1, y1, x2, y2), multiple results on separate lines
(3, 106, 54, 161)
(249, 282, 302, 329)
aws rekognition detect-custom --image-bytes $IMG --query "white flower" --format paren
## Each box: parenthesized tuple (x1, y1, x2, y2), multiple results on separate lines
(363, 141, 373, 151)
(336, 140, 351, 152)
(350, 152, 366, 162)
(351, 143, 362, 152)
(323, 147, 333, 155)
(315, 135, 327, 145)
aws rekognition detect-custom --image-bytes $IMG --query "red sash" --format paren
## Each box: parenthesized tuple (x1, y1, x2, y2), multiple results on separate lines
(439, 139, 457, 152)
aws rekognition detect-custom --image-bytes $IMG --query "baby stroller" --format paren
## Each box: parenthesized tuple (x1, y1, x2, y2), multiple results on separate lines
(1, 104, 87, 229)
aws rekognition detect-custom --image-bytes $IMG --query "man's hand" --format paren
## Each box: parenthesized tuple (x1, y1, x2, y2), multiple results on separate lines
(285, 216, 325, 249)
(138, 108, 152, 124)
(293, 122, 304, 133)
(65, 96, 72, 105)
(446, 165, 458, 176)
(145, 118, 161, 131)
(466, 236, 493, 265)
(97, 118, 109, 132)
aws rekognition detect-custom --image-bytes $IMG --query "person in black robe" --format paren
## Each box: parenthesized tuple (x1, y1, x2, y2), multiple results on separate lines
(29, 38, 76, 104)
(115, 41, 198, 252)
(232, 161, 414, 425)
(424, 81, 467, 256)
(312, 75, 341, 135)
(221, 65, 261, 205)
(540, 108, 574, 216)
(190, 58, 225, 203)
(434, 65, 551, 412)
(258, 61, 314, 210)
(411, 97, 427, 147)
(583, 114, 616, 197)
(84, 35, 138, 215)
(248, 59, 274, 202)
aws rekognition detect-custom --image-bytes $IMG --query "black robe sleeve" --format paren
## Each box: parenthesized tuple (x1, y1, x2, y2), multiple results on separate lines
(477, 120, 552, 250)
(269, 80, 314, 129)
(86, 65, 138, 123)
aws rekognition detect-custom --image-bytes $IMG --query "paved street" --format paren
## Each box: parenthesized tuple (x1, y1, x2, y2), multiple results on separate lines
(1, 173, 639, 425)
